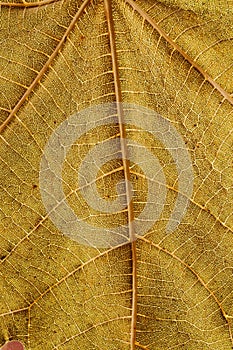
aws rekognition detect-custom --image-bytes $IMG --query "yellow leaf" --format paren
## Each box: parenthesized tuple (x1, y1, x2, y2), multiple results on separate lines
(0, 0, 233, 349)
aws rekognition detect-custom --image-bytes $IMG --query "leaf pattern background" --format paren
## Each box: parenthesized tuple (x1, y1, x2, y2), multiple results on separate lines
(0, 0, 233, 349)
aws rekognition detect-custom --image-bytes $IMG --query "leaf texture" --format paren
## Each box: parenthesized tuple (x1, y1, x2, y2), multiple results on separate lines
(0, 0, 233, 349)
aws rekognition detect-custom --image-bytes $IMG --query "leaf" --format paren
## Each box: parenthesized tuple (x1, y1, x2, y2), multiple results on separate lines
(0, 0, 233, 349)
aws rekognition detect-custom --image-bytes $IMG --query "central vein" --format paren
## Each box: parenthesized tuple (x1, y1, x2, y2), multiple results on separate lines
(104, 0, 138, 348)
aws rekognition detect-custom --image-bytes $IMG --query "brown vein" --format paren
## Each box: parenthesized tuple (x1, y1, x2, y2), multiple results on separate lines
(0, 0, 92, 134)
(0, 0, 59, 7)
(135, 341, 149, 349)
(104, 0, 137, 348)
(126, 0, 233, 106)
(139, 236, 233, 346)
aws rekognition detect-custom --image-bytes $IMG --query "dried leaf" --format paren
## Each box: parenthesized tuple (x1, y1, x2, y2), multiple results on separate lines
(0, 0, 233, 349)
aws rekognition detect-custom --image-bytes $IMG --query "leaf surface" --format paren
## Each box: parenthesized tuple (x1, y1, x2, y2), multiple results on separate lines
(0, 0, 233, 349)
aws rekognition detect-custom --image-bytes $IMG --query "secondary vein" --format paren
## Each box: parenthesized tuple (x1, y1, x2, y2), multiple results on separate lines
(126, 0, 233, 106)
(0, 0, 92, 133)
